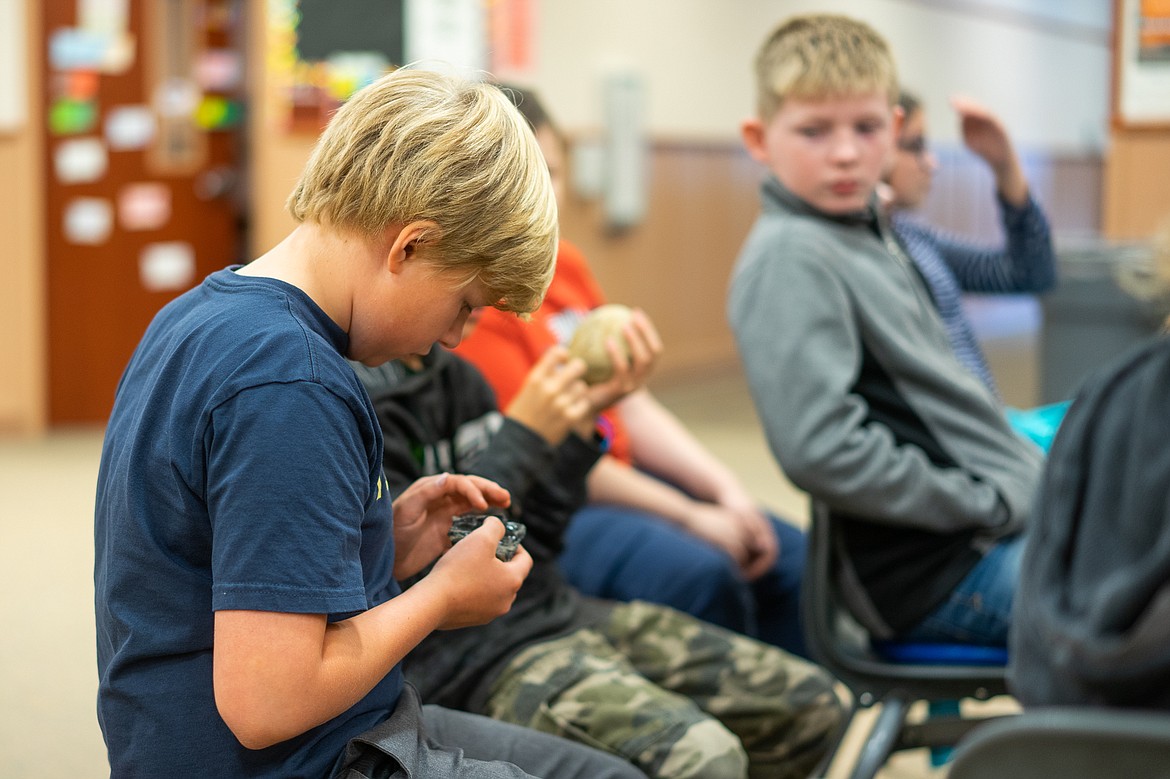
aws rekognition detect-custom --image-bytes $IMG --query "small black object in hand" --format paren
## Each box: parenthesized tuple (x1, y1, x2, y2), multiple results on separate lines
(448, 513, 527, 562)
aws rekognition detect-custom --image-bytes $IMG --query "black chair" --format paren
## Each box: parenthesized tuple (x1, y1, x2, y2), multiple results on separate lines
(802, 499, 1013, 779)
(949, 707, 1170, 779)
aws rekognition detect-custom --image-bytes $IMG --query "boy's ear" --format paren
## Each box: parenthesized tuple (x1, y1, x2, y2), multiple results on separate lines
(740, 118, 769, 164)
(891, 104, 905, 138)
(386, 220, 440, 273)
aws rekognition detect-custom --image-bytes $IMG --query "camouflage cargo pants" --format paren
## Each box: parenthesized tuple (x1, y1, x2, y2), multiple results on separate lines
(484, 600, 844, 779)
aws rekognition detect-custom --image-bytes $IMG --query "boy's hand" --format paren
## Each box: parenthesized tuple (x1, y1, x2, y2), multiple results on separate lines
(586, 308, 663, 412)
(952, 95, 1027, 205)
(505, 346, 593, 445)
(427, 516, 533, 628)
(683, 501, 779, 581)
(724, 504, 780, 581)
(391, 473, 511, 579)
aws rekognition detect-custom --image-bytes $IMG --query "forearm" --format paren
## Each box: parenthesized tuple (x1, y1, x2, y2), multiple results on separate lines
(618, 390, 742, 502)
(214, 583, 449, 749)
(928, 196, 1055, 295)
(992, 154, 1028, 207)
(586, 454, 697, 525)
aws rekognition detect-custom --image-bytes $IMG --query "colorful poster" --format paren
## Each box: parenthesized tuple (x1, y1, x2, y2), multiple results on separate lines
(1138, 0, 1170, 62)
(1117, 0, 1170, 125)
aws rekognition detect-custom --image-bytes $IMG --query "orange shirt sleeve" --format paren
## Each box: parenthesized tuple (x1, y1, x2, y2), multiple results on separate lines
(455, 239, 633, 463)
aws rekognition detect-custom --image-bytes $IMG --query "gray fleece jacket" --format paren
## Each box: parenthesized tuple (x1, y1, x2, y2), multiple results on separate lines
(728, 177, 1044, 636)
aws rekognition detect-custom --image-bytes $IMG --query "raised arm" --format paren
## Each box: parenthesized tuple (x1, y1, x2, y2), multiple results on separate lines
(952, 95, 1027, 207)
(926, 96, 1056, 294)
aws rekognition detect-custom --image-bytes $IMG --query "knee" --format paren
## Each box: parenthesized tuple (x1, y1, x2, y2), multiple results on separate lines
(756, 667, 847, 772)
(644, 718, 749, 779)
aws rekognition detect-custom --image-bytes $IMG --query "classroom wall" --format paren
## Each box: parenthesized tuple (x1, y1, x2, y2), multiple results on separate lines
(5, 1, 1166, 433)
(516, 0, 1114, 378)
(523, 0, 1111, 150)
(1104, 130, 1170, 239)
(250, 0, 1114, 246)
(245, 0, 1116, 380)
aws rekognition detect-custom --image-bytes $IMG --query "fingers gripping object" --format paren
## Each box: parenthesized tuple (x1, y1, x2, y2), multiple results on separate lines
(567, 303, 634, 384)
(448, 513, 527, 562)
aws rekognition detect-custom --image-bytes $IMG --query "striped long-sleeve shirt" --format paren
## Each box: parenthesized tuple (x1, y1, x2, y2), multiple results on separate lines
(892, 195, 1056, 395)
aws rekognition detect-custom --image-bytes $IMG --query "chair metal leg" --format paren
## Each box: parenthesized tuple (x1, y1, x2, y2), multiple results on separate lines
(848, 697, 909, 779)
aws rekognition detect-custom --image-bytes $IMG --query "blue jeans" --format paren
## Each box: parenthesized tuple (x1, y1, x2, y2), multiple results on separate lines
(902, 535, 1023, 647)
(557, 504, 809, 657)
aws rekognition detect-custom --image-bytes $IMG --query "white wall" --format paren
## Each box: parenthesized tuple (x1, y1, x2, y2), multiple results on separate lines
(522, 0, 1111, 153)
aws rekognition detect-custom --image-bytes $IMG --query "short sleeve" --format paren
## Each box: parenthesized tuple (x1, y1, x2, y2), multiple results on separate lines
(207, 381, 372, 615)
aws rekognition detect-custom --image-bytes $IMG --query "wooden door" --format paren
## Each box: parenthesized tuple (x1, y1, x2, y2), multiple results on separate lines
(42, 0, 248, 425)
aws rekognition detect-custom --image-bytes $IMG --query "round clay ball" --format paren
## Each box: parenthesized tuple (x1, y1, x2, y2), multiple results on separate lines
(567, 304, 634, 384)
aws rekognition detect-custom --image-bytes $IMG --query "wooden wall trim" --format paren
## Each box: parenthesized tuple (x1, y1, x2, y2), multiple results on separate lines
(1104, 130, 1170, 240)
(0, 0, 46, 436)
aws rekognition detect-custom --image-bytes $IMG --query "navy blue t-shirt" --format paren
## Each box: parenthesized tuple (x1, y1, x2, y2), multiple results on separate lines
(95, 267, 402, 778)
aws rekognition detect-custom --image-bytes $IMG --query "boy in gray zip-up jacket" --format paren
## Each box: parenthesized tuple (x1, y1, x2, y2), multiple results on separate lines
(728, 14, 1043, 644)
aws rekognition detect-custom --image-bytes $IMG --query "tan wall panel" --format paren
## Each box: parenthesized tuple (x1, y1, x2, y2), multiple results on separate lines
(0, 0, 45, 435)
(247, 0, 312, 256)
(1103, 131, 1170, 241)
(560, 142, 765, 382)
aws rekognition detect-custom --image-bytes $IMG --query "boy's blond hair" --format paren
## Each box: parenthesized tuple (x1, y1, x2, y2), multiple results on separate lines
(288, 68, 558, 315)
(753, 14, 898, 120)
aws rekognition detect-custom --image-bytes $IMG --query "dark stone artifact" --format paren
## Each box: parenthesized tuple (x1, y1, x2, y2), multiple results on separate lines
(448, 513, 527, 562)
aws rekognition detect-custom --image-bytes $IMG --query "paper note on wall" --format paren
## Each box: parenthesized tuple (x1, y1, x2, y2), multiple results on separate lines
(118, 182, 171, 230)
(54, 137, 108, 183)
(139, 241, 195, 291)
(63, 197, 114, 244)
(105, 105, 156, 150)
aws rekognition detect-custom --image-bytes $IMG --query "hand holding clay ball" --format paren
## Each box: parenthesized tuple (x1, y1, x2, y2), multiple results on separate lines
(567, 304, 634, 384)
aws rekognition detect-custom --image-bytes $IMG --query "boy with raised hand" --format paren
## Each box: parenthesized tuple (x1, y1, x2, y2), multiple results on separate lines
(729, 15, 1043, 647)
(353, 335, 843, 779)
(458, 85, 810, 659)
(883, 89, 1056, 399)
(94, 68, 643, 779)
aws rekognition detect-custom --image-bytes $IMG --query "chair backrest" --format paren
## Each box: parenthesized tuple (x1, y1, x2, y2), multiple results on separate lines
(949, 707, 1170, 779)
(801, 499, 1008, 704)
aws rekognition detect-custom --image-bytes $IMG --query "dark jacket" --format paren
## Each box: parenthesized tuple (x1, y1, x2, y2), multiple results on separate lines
(355, 350, 608, 713)
(1011, 334, 1170, 708)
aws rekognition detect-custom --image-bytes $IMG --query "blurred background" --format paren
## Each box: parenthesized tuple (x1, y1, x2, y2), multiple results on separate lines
(2, 1, 1169, 776)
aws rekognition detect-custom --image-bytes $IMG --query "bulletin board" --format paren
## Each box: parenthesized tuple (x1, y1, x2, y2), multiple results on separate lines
(1113, 0, 1170, 128)
(268, 0, 404, 132)
(268, 0, 493, 132)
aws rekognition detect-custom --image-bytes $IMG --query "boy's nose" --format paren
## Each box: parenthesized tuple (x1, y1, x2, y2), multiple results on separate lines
(437, 316, 467, 349)
(829, 133, 861, 162)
